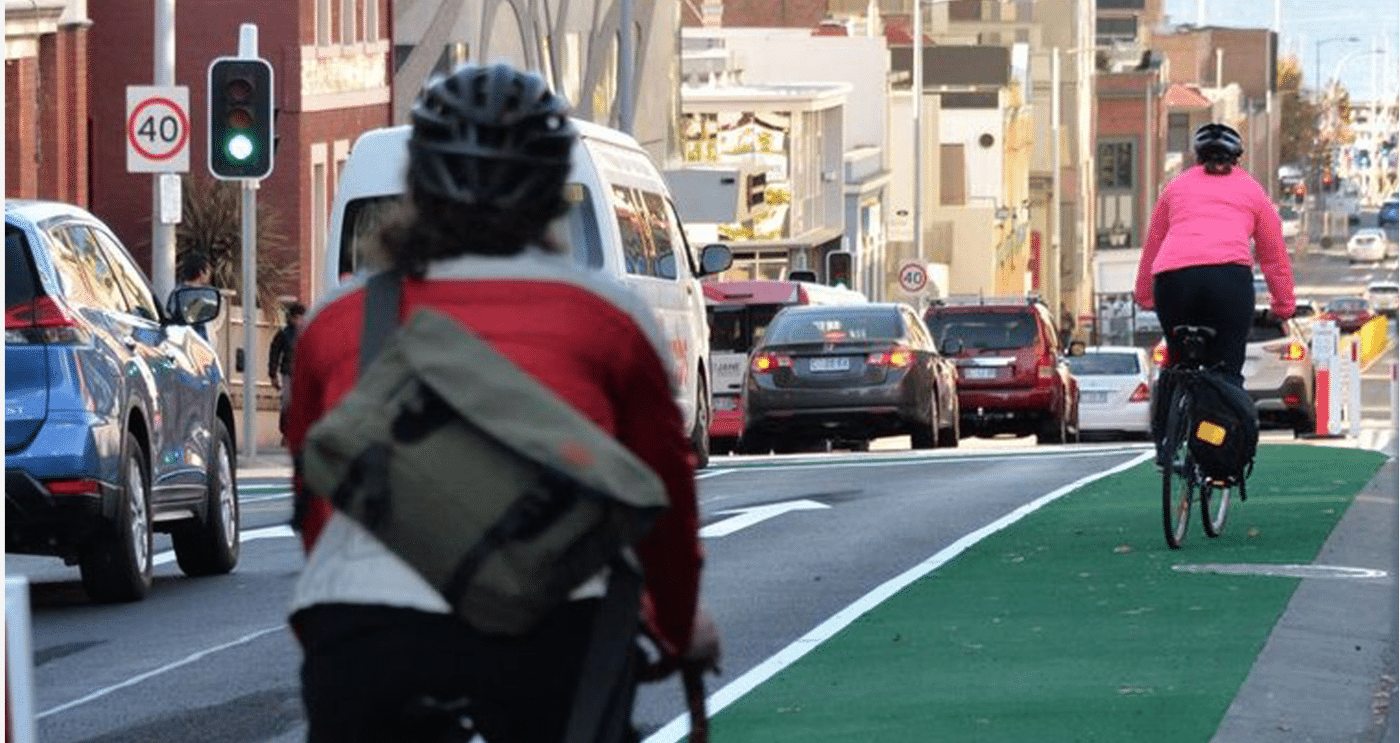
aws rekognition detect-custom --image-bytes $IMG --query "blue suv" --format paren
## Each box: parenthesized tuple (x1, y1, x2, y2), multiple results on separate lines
(6, 201, 240, 602)
(1379, 195, 1398, 229)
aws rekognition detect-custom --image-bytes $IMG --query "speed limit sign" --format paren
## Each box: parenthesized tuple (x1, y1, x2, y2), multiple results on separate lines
(898, 261, 928, 294)
(126, 85, 190, 173)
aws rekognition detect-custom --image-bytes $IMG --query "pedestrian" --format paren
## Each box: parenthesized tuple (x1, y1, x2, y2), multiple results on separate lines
(170, 252, 213, 340)
(284, 62, 719, 743)
(1133, 122, 1296, 387)
(268, 301, 305, 440)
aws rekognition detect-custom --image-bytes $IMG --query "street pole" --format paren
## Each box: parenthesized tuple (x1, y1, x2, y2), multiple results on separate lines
(912, 0, 923, 266)
(1050, 47, 1062, 319)
(619, 0, 635, 134)
(152, 0, 176, 302)
(239, 24, 260, 458)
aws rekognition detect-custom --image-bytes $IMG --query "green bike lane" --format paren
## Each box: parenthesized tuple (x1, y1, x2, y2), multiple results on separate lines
(655, 444, 1392, 742)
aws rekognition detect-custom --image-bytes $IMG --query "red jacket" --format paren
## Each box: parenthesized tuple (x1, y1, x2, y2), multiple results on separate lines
(287, 257, 702, 657)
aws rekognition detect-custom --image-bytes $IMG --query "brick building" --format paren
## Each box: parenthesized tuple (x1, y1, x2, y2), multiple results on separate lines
(5, 0, 90, 206)
(87, 0, 392, 305)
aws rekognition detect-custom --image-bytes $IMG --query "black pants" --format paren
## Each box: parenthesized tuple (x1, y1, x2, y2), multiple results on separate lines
(1152, 264, 1255, 386)
(294, 601, 638, 743)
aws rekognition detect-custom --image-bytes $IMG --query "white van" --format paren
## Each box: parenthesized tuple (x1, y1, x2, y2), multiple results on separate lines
(324, 120, 733, 466)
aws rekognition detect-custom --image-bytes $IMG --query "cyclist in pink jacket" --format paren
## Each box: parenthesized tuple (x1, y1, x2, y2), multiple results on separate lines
(1134, 122, 1296, 386)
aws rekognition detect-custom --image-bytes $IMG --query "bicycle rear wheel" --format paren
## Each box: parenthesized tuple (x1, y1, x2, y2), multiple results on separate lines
(1161, 387, 1194, 550)
(1200, 479, 1232, 538)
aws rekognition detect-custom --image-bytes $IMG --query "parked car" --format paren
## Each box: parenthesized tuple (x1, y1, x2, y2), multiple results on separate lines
(1066, 346, 1153, 440)
(1346, 228, 1389, 263)
(1365, 280, 1399, 316)
(1378, 193, 1398, 229)
(1319, 297, 1376, 333)
(5, 200, 238, 602)
(1151, 309, 1315, 435)
(740, 303, 960, 452)
(1277, 204, 1301, 240)
(923, 297, 1080, 444)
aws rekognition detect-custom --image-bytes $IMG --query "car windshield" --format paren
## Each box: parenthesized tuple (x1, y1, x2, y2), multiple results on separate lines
(926, 310, 1038, 351)
(1068, 352, 1140, 376)
(765, 309, 901, 345)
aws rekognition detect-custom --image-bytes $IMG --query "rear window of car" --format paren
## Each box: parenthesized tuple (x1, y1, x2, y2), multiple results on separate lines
(765, 308, 901, 344)
(1247, 317, 1288, 342)
(925, 310, 1038, 351)
(1068, 352, 1140, 376)
(1329, 298, 1367, 311)
(1368, 285, 1398, 296)
(6, 225, 37, 309)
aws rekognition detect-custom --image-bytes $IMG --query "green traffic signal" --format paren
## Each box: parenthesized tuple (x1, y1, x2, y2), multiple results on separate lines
(226, 133, 254, 162)
(208, 57, 274, 179)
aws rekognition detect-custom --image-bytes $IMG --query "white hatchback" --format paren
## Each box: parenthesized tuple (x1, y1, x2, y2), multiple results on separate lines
(1066, 346, 1153, 440)
(1346, 228, 1389, 263)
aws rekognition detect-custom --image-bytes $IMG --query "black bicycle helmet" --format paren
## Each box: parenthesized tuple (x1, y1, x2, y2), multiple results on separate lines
(408, 63, 576, 210)
(1192, 122, 1243, 163)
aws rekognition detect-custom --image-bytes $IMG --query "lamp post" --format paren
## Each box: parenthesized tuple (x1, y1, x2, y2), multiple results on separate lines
(1312, 36, 1360, 236)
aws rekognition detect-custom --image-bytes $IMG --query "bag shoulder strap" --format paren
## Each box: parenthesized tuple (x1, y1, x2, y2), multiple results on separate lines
(360, 271, 402, 372)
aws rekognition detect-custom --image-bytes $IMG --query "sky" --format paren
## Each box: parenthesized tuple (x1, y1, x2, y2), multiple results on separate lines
(1161, 0, 1400, 103)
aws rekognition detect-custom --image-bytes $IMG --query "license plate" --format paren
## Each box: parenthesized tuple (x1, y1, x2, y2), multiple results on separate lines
(1082, 391, 1110, 404)
(713, 395, 739, 411)
(809, 357, 851, 372)
(963, 367, 998, 380)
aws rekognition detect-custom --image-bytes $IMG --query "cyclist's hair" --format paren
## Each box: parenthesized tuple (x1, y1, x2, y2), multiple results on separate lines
(1193, 123, 1243, 175)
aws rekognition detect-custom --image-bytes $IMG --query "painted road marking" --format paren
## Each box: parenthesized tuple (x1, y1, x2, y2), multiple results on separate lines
(699, 499, 830, 538)
(37, 625, 284, 719)
(152, 525, 295, 567)
(1172, 563, 1389, 580)
(642, 450, 1156, 743)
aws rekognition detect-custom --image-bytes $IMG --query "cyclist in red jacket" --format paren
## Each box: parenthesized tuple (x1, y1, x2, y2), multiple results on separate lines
(285, 63, 719, 742)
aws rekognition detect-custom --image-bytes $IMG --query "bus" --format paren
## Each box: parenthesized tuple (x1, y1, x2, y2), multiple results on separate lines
(704, 280, 868, 453)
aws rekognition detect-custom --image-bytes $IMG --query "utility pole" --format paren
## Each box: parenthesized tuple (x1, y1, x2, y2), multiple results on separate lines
(152, 0, 177, 302)
(1050, 47, 1062, 320)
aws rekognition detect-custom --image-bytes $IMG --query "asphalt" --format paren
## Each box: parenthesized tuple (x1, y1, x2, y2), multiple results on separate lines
(237, 435, 1399, 742)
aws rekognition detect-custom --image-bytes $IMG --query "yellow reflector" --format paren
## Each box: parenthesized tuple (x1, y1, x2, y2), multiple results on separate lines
(1195, 420, 1226, 446)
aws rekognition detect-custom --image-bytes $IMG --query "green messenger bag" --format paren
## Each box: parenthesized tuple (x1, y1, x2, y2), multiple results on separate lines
(299, 271, 669, 637)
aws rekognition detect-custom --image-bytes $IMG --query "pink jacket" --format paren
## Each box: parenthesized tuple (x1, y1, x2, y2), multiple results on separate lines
(1133, 165, 1295, 317)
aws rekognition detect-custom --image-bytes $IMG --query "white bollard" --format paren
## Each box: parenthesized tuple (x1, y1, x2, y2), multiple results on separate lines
(1347, 338, 1362, 438)
(6, 576, 38, 743)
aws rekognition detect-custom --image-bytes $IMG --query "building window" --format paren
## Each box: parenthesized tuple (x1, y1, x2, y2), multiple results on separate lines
(1097, 140, 1136, 248)
(1096, 0, 1145, 8)
(342, 0, 357, 43)
(1167, 113, 1191, 154)
(1095, 17, 1137, 46)
(365, 0, 378, 42)
(316, 0, 331, 46)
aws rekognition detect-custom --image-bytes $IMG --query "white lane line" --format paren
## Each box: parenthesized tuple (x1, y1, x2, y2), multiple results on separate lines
(152, 525, 296, 567)
(37, 625, 285, 719)
(642, 449, 1155, 743)
(696, 468, 734, 481)
(240, 492, 292, 504)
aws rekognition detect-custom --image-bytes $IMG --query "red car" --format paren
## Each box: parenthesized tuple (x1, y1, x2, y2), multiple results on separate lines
(1318, 297, 1375, 333)
(923, 297, 1081, 444)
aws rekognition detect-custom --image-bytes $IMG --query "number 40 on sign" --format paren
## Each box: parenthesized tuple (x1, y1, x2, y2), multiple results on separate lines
(126, 85, 191, 174)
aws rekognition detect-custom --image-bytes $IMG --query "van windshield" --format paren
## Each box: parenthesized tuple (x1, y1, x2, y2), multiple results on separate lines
(339, 185, 604, 277)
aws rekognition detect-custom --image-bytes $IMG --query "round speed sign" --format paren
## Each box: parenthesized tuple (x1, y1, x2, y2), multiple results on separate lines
(126, 85, 191, 173)
(898, 261, 928, 294)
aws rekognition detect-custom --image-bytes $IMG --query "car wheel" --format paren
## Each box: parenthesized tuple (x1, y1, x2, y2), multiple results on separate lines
(911, 398, 938, 449)
(172, 419, 240, 576)
(690, 381, 711, 470)
(737, 431, 771, 455)
(936, 395, 960, 448)
(80, 430, 154, 602)
(1292, 408, 1317, 437)
(1035, 411, 1068, 445)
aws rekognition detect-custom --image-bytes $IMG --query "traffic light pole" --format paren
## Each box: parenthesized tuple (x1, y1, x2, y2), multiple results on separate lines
(239, 23, 260, 459)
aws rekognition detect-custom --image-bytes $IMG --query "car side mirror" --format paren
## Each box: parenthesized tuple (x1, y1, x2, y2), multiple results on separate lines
(656, 253, 677, 280)
(698, 244, 733, 277)
(169, 286, 222, 325)
(939, 337, 964, 355)
(1068, 341, 1086, 357)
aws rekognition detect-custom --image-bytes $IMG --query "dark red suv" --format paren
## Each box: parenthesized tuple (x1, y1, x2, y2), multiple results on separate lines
(923, 298, 1080, 444)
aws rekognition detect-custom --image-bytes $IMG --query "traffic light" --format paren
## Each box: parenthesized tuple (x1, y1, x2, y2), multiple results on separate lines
(826, 251, 853, 289)
(208, 57, 274, 179)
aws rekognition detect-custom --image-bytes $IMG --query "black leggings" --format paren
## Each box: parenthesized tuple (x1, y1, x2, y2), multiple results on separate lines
(1152, 264, 1255, 386)
(294, 601, 639, 743)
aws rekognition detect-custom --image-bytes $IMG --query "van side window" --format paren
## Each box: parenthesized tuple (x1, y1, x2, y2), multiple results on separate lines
(640, 191, 676, 280)
(563, 183, 604, 269)
(609, 184, 652, 277)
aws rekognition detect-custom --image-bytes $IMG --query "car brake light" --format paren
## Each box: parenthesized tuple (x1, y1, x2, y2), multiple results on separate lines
(44, 478, 102, 496)
(750, 352, 793, 374)
(1152, 342, 1169, 367)
(867, 346, 914, 368)
(1129, 382, 1151, 402)
(1283, 393, 1301, 406)
(5, 296, 81, 344)
(1280, 342, 1306, 361)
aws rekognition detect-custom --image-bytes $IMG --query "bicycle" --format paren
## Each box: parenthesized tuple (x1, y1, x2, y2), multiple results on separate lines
(1154, 325, 1246, 550)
